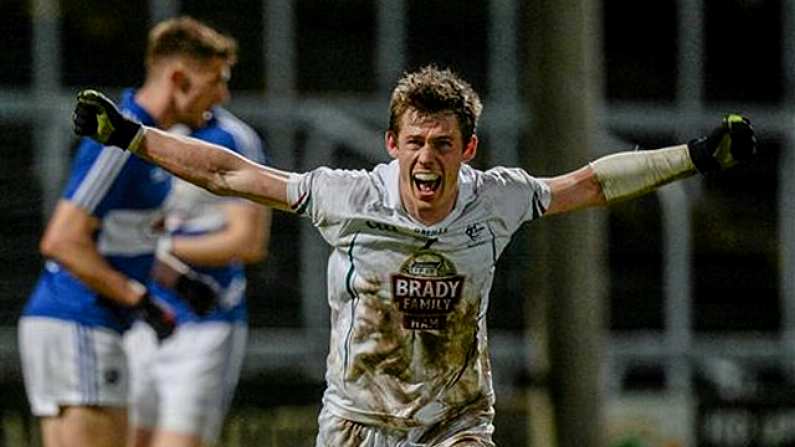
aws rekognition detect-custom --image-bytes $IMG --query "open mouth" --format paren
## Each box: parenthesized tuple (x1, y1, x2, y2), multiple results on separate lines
(412, 172, 442, 196)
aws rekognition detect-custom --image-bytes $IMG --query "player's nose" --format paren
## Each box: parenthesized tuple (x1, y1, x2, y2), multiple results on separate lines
(416, 144, 435, 164)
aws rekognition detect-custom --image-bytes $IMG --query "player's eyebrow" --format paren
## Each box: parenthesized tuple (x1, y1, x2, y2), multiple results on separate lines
(427, 135, 454, 146)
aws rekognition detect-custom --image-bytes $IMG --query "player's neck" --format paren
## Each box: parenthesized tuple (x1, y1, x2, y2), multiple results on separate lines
(401, 190, 458, 227)
(135, 83, 176, 129)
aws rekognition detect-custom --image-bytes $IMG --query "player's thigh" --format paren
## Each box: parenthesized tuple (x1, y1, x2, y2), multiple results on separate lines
(316, 406, 411, 447)
(156, 322, 247, 442)
(56, 405, 127, 447)
(315, 411, 378, 447)
(128, 425, 155, 447)
(19, 317, 128, 416)
(441, 437, 495, 447)
(40, 416, 64, 447)
(151, 429, 203, 447)
(123, 321, 160, 431)
(416, 402, 495, 447)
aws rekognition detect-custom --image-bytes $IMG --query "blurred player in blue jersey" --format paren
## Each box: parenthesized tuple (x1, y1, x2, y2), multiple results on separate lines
(73, 66, 756, 446)
(122, 18, 271, 447)
(125, 114, 270, 447)
(18, 17, 242, 447)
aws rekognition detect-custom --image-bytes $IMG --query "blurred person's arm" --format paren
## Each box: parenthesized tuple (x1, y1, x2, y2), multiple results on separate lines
(39, 200, 145, 306)
(169, 202, 271, 267)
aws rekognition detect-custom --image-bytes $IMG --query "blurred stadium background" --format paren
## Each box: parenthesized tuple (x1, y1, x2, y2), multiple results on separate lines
(0, 0, 791, 446)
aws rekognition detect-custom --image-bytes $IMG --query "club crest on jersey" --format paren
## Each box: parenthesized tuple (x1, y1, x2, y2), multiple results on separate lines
(391, 250, 464, 330)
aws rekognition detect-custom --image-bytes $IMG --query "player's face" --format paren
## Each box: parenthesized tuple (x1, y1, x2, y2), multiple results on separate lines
(386, 108, 478, 225)
(174, 57, 231, 128)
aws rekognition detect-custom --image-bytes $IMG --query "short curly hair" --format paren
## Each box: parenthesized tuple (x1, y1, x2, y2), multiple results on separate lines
(388, 65, 483, 144)
(146, 16, 237, 69)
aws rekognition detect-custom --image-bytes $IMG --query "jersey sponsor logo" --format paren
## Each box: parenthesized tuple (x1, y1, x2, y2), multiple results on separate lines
(365, 220, 449, 238)
(412, 227, 448, 237)
(391, 250, 464, 330)
(366, 220, 400, 233)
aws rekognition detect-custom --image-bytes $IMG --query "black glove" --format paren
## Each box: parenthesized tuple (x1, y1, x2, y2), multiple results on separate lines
(135, 293, 176, 341)
(73, 89, 143, 150)
(687, 114, 757, 173)
(174, 271, 219, 316)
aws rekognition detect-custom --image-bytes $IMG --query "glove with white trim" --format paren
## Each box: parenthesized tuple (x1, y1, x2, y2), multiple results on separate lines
(72, 89, 144, 151)
(687, 114, 757, 173)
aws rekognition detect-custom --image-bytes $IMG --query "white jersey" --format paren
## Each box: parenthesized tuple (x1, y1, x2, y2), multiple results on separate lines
(287, 160, 550, 429)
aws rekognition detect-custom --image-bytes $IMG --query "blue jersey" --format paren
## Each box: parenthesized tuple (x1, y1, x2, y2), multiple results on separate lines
(23, 89, 171, 333)
(150, 107, 267, 324)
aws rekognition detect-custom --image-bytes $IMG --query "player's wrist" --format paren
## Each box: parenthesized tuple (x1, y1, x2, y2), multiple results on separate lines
(124, 124, 145, 154)
(687, 135, 723, 173)
(156, 235, 174, 258)
(106, 118, 144, 153)
(127, 278, 149, 307)
(129, 280, 176, 340)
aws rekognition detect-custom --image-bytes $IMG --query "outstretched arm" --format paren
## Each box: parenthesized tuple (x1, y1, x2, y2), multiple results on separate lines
(140, 127, 292, 210)
(543, 164, 606, 215)
(73, 89, 294, 211)
(543, 115, 757, 215)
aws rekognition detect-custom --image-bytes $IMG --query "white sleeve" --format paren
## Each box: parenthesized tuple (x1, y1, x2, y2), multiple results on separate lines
(286, 167, 370, 227)
(483, 167, 551, 230)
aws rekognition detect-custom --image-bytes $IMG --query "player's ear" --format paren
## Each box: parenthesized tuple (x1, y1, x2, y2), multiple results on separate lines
(179, 74, 191, 93)
(170, 68, 191, 93)
(462, 134, 478, 162)
(385, 130, 399, 159)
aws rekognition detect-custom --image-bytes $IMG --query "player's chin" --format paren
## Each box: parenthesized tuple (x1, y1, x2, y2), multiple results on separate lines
(412, 186, 440, 204)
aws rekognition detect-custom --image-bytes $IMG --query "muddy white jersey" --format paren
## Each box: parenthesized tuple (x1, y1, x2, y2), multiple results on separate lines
(287, 160, 550, 429)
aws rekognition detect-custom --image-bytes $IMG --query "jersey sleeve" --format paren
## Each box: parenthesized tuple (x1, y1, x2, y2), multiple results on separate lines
(483, 167, 551, 230)
(62, 138, 134, 218)
(286, 167, 369, 227)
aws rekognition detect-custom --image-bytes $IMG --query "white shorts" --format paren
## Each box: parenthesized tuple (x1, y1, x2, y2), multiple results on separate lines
(18, 316, 129, 417)
(315, 402, 495, 447)
(124, 320, 247, 443)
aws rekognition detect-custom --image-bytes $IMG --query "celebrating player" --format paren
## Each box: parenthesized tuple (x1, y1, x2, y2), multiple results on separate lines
(72, 65, 756, 446)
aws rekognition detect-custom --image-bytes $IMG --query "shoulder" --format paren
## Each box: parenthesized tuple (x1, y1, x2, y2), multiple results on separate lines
(306, 165, 376, 189)
(288, 165, 380, 219)
(471, 165, 546, 192)
(301, 164, 386, 204)
(464, 165, 548, 205)
(73, 136, 104, 158)
(479, 165, 532, 184)
(71, 136, 134, 172)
